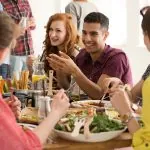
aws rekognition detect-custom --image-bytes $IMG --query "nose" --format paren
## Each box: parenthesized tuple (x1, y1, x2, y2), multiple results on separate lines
(50, 31, 56, 37)
(82, 34, 91, 42)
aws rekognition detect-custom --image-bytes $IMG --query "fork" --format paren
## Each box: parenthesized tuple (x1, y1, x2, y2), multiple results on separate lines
(66, 82, 76, 94)
(99, 89, 108, 105)
(71, 118, 85, 137)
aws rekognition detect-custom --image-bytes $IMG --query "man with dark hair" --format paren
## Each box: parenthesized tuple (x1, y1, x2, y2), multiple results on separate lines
(47, 12, 133, 100)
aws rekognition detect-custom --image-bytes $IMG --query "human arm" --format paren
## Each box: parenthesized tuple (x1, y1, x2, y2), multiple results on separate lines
(46, 56, 71, 89)
(48, 52, 102, 99)
(33, 89, 70, 144)
(26, 1, 36, 30)
(101, 52, 133, 86)
(0, 89, 69, 149)
(110, 87, 140, 134)
(27, 17, 36, 30)
(26, 55, 35, 79)
(102, 76, 143, 103)
(55, 70, 71, 89)
(130, 80, 143, 103)
(4, 96, 21, 119)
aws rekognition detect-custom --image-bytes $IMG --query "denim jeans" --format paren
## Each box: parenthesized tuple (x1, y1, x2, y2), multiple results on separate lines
(10, 55, 28, 79)
(0, 64, 11, 79)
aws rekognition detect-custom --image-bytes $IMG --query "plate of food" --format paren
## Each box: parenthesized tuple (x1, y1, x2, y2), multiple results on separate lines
(71, 100, 112, 109)
(19, 107, 39, 125)
(54, 108, 126, 142)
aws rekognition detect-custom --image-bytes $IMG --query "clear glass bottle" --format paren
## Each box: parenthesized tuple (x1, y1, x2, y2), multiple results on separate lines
(32, 61, 47, 90)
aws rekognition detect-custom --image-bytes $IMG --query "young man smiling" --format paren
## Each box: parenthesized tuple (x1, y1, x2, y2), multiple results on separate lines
(47, 12, 133, 100)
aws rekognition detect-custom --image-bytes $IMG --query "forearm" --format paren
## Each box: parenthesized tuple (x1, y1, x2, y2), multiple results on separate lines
(33, 111, 60, 144)
(127, 118, 140, 134)
(56, 71, 70, 89)
(72, 67, 102, 99)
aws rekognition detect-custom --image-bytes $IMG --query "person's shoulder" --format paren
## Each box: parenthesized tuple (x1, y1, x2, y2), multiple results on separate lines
(108, 45, 127, 56)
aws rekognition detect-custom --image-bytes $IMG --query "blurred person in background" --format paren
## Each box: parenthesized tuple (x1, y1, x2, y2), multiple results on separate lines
(65, 0, 98, 34)
(1, 0, 36, 79)
(0, 2, 11, 79)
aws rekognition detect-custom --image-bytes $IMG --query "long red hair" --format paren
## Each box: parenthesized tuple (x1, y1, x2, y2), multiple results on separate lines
(42, 13, 81, 73)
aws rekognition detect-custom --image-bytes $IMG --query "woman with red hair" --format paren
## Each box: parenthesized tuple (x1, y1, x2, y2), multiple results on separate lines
(42, 13, 82, 89)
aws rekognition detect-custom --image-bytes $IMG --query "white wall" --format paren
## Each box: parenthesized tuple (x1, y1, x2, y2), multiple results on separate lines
(29, 0, 61, 56)
(29, 0, 150, 84)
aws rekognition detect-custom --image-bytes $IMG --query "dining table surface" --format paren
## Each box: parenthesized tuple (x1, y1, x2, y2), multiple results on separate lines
(43, 132, 132, 150)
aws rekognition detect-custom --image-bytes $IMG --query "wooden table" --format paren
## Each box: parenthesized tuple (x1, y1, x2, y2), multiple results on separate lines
(43, 132, 132, 150)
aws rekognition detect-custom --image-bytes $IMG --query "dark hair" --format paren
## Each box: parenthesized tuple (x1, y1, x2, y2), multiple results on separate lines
(0, 12, 17, 49)
(84, 12, 109, 30)
(141, 6, 150, 39)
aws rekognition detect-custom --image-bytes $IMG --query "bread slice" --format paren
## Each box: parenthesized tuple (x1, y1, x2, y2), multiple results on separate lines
(19, 107, 39, 125)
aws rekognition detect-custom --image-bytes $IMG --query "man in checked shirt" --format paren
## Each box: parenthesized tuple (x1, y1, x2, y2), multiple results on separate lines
(1, 0, 36, 79)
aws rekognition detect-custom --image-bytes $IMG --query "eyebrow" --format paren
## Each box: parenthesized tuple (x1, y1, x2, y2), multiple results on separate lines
(82, 30, 99, 34)
(49, 27, 61, 30)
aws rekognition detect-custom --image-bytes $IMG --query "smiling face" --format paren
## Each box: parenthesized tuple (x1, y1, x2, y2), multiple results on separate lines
(49, 21, 67, 47)
(82, 22, 109, 54)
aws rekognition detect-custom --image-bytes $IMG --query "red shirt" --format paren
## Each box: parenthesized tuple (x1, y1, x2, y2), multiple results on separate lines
(1, 0, 35, 56)
(0, 96, 42, 150)
(75, 45, 133, 85)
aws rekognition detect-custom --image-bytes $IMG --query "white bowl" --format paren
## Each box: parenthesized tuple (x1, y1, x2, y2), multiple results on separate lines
(54, 127, 126, 142)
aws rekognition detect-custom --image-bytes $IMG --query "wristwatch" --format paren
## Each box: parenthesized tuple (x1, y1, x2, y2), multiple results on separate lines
(121, 112, 136, 124)
(131, 103, 139, 111)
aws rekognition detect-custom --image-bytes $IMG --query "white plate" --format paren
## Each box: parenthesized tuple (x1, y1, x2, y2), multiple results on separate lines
(54, 127, 126, 142)
(18, 123, 37, 130)
(71, 100, 112, 108)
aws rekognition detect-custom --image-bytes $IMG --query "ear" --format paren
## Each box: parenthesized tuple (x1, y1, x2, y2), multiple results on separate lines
(103, 31, 109, 41)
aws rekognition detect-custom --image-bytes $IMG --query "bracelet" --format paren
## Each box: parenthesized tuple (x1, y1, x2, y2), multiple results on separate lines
(121, 112, 136, 124)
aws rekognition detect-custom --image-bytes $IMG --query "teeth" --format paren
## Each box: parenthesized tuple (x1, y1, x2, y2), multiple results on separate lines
(85, 44, 93, 47)
(51, 39, 58, 42)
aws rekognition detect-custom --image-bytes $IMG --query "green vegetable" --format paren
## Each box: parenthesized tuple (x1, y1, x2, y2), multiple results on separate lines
(55, 114, 125, 133)
(90, 115, 125, 133)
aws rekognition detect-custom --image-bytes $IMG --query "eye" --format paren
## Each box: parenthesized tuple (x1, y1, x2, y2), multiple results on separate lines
(82, 31, 87, 35)
(56, 29, 61, 32)
(90, 32, 98, 36)
(49, 28, 53, 32)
